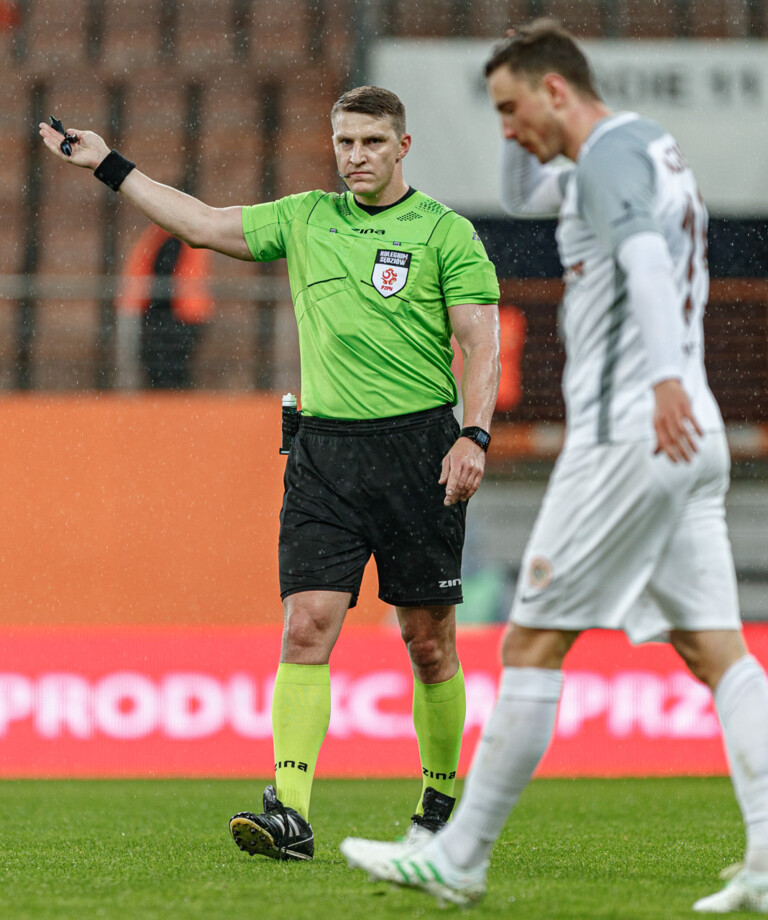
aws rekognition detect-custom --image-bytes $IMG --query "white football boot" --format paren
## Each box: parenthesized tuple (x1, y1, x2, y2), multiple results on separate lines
(341, 834, 488, 907)
(694, 868, 768, 913)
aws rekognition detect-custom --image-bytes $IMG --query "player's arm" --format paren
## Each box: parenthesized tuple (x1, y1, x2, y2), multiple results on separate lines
(616, 232, 703, 463)
(579, 139, 702, 464)
(38, 123, 253, 261)
(440, 303, 501, 506)
(500, 139, 571, 218)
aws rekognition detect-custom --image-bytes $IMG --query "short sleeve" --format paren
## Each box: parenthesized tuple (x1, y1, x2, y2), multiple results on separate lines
(241, 192, 316, 262)
(577, 134, 659, 256)
(436, 215, 500, 307)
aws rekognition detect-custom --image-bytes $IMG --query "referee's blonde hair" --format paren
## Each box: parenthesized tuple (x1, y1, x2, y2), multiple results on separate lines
(331, 86, 407, 137)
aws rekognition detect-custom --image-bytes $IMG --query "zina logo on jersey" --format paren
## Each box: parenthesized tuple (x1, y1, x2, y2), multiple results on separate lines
(372, 249, 411, 298)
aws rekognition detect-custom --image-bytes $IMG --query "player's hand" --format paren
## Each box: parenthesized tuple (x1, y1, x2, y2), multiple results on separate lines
(439, 436, 486, 506)
(653, 378, 703, 463)
(38, 123, 110, 171)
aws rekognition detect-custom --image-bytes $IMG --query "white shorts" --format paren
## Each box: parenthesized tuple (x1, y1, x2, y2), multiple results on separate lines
(510, 431, 741, 644)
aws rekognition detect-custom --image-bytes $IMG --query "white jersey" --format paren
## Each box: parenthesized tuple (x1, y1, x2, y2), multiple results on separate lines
(501, 113, 724, 448)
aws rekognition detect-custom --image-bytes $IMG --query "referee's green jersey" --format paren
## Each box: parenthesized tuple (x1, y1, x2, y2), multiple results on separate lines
(241, 189, 499, 420)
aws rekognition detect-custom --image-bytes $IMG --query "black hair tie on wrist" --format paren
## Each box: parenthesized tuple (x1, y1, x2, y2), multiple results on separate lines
(94, 150, 136, 191)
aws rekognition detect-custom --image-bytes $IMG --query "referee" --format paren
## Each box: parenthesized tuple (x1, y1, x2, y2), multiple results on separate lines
(40, 85, 501, 862)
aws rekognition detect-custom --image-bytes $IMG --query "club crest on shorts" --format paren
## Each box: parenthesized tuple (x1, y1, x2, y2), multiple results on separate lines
(528, 556, 553, 589)
(371, 249, 411, 298)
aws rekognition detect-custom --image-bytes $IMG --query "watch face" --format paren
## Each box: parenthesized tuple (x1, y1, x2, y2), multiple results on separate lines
(462, 427, 490, 450)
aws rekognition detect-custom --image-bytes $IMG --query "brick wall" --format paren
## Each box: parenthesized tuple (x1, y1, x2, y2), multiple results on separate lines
(1, 0, 358, 390)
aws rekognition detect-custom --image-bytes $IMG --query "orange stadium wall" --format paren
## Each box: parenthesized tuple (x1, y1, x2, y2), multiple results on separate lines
(0, 394, 764, 780)
(0, 394, 388, 629)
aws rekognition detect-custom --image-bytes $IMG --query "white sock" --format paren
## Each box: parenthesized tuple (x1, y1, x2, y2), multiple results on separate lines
(715, 655, 768, 873)
(439, 666, 563, 869)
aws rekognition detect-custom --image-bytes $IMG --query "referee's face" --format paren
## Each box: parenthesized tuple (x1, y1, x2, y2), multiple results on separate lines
(332, 111, 411, 206)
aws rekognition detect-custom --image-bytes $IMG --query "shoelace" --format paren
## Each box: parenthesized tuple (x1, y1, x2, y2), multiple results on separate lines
(267, 796, 295, 860)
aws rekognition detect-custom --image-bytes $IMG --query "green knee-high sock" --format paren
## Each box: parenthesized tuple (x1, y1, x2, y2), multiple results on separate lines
(272, 662, 331, 821)
(412, 665, 466, 814)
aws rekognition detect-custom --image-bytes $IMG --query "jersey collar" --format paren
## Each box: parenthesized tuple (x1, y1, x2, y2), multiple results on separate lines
(578, 112, 640, 162)
(349, 186, 417, 216)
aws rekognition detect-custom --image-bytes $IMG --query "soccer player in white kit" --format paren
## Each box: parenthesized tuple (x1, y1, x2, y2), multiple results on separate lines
(341, 20, 768, 912)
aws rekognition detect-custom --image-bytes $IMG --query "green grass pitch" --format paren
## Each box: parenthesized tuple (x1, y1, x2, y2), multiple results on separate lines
(0, 777, 744, 919)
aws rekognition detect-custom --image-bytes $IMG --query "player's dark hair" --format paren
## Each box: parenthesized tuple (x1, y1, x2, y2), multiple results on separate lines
(484, 19, 601, 100)
(331, 86, 406, 136)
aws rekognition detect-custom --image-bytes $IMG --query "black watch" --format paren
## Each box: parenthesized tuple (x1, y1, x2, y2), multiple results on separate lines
(459, 426, 491, 452)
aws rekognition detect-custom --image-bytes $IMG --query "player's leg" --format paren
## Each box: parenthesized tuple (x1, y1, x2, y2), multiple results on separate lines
(647, 431, 768, 909)
(230, 418, 369, 861)
(273, 589, 352, 819)
(367, 407, 467, 835)
(229, 590, 350, 861)
(396, 603, 464, 836)
(673, 629, 768, 912)
(440, 440, 673, 868)
(669, 628, 747, 691)
(434, 624, 578, 868)
(341, 624, 576, 903)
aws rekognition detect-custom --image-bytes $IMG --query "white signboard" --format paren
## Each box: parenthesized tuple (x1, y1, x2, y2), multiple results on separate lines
(370, 39, 768, 216)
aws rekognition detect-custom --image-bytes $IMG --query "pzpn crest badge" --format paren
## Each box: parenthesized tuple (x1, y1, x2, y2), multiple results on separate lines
(371, 249, 411, 298)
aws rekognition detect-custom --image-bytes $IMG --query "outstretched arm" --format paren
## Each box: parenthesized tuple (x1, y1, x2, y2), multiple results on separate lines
(38, 122, 253, 261)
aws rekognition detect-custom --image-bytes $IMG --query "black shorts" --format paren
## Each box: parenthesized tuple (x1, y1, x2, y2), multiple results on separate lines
(279, 404, 466, 608)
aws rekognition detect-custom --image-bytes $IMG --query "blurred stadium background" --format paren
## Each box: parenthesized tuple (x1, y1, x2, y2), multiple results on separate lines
(0, 0, 766, 779)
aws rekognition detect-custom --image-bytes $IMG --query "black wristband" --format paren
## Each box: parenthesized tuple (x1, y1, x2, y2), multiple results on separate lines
(459, 426, 491, 452)
(94, 149, 136, 191)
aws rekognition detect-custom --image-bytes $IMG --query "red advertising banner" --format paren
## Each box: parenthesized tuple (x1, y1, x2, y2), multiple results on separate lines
(0, 624, 764, 778)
